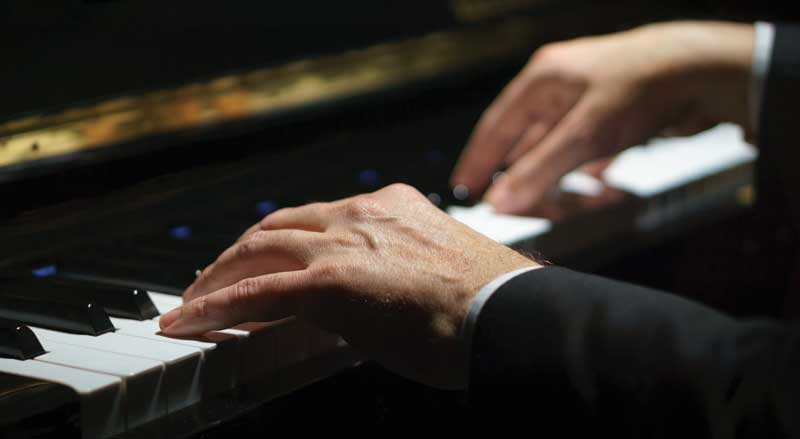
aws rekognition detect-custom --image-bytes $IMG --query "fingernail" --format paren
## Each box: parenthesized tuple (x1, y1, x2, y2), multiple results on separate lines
(163, 316, 214, 337)
(159, 307, 182, 331)
(160, 307, 214, 337)
(160, 315, 198, 337)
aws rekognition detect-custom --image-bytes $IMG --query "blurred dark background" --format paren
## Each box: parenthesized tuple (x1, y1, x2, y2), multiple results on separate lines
(2, 1, 798, 435)
(2, 0, 798, 124)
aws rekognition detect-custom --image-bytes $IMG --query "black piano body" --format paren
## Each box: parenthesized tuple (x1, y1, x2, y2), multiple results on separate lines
(0, 1, 793, 437)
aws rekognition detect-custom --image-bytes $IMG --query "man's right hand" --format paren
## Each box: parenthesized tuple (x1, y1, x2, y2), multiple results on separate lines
(451, 21, 755, 215)
(160, 184, 538, 389)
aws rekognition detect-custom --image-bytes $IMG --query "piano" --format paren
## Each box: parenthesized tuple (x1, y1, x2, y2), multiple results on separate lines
(0, 1, 779, 437)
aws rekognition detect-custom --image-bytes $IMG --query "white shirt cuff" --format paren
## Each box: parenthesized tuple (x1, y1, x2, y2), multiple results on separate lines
(751, 21, 775, 135)
(461, 265, 542, 350)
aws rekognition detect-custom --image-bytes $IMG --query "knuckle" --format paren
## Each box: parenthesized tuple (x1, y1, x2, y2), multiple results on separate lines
(342, 196, 384, 219)
(311, 262, 341, 284)
(385, 182, 419, 197)
(258, 214, 277, 229)
(259, 207, 291, 228)
(531, 43, 561, 64)
(186, 295, 210, 319)
(330, 231, 356, 248)
(232, 277, 260, 305)
(279, 228, 301, 242)
(243, 229, 267, 245)
(234, 240, 259, 259)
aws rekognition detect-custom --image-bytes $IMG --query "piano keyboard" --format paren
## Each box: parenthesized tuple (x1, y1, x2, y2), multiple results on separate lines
(0, 278, 353, 438)
(450, 124, 756, 246)
(0, 124, 756, 438)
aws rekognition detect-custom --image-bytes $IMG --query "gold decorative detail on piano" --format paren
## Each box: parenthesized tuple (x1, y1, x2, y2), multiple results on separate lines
(736, 184, 756, 207)
(0, 17, 543, 171)
(450, 0, 552, 22)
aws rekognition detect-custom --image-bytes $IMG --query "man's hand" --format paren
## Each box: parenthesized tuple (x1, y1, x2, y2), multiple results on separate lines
(159, 184, 538, 389)
(451, 21, 755, 215)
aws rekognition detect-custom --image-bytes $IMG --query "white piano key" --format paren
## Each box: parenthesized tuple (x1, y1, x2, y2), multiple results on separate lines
(603, 123, 756, 198)
(0, 358, 123, 439)
(35, 338, 166, 430)
(148, 292, 344, 385)
(447, 203, 551, 245)
(31, 326, 203, 412)
(559, 171, 605, 197)
(147, 291, 182, 315)
(222, 322, 279, 383)
(149, 291, 279, 383)
(111, 317, 239, 396)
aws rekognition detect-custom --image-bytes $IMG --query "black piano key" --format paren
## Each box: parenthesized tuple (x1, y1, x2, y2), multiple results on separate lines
(0, 277, 158, 321)
(0, 318, 45, 360)
(0, 294, 114, 336)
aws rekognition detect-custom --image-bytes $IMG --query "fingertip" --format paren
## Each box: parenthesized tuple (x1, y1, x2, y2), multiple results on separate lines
(159, 313, 216, 337)
(486, 178, 544, 216)
(485, 184, 514, 214)
(159, 307, 181, 331)
(159, 319, 195, 337)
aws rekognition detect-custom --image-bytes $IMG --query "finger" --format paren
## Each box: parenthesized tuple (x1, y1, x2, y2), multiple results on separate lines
(503, 86, 583, 166)
(184, 229, 322, 302)
(661, 115, 717, 137)
(579, 157, 615, 180)
(161, 271, 314, 336)
(450, 73, 541, 197)
(486, 98, 602, 214)
(236, 202, 332, 243)
(504, 120, 551, 165)
(259, 203, 333, 232)
(235, 223, 262, 243)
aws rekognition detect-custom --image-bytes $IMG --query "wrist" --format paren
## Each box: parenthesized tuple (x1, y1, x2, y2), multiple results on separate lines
(636, 21, 755, 132)
(690, 22, 755, 132)
(453, 251, 541, 334)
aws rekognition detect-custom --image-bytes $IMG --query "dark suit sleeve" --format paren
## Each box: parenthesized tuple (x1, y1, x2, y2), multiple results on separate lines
(752, 24, 800, 314)
(757, 24, 800, 232)
(469, 267, 800, 438)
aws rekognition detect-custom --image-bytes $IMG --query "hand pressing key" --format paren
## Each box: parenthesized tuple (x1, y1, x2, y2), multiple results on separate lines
(159, 184, 538, 389)
(450, 21, 755, 215)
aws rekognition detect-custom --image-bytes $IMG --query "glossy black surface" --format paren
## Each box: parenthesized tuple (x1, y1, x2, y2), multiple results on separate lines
(57, 256, 200, 293)
(0, 293, 114, 336)
(0, 372, 80, 437)
(0, 318, 45, 360)
(0, 277, 158, 320)
(0, 3, 776, 437)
